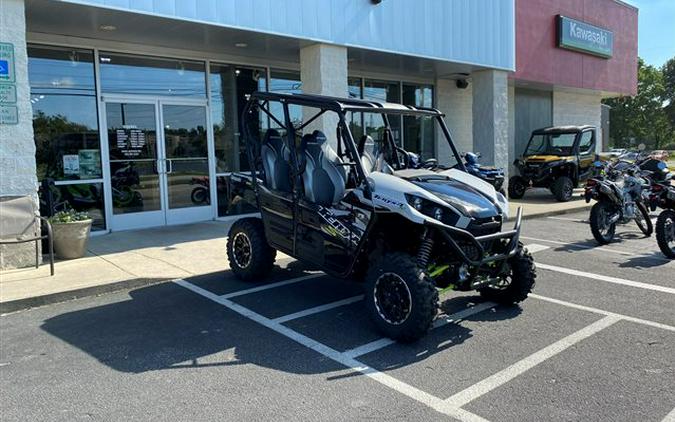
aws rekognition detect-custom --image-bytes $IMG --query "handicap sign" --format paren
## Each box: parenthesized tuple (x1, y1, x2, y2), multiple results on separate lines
(0, 43, 15, 82)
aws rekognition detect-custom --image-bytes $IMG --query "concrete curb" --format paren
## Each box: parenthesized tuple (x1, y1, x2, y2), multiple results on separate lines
(0, 277, 171, 315)
(507, 203, 591, 222)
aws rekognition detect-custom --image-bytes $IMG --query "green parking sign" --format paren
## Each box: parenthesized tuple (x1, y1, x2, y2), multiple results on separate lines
(0, 43, 15, 83)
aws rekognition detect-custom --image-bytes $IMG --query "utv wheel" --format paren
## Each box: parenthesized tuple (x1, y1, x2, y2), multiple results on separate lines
(551, 176, 574, 202)
(634, 202, 653, 237)
(508, 176, 527, 199)
(590, 201, 616, 244)
(365, 253, 438, 343)
(655, 210, 675, 258)
(478, 243, 536, 304)
(226, 218, 276, 281)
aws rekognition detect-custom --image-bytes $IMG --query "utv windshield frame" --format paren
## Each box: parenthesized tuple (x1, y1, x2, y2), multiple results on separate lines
(240, 91, 466, 196)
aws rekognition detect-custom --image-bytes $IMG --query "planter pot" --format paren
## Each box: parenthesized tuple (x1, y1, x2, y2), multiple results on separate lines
(52, 219, 92, 259)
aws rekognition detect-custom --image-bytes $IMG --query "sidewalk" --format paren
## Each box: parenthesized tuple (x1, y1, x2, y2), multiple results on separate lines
(1, 192, 590, 313)
(508, 188, 590, 221)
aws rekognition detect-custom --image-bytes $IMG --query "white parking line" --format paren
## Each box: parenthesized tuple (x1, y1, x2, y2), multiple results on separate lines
(662, 406, 675, 422)
(439, 316, 620, 410)
(174, 279, 486, 422)
(220, 273, 325, 299)
(521, 236, 671, 261)
(524, 243, 550, 254)
(344, 302, 497, 359)
(530, 294, 675, 333)
(537, 263, 675, 295)
(272, 295, 364, 323)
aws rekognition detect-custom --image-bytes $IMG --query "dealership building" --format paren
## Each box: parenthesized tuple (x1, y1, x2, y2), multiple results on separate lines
(0, 0, 637, 267)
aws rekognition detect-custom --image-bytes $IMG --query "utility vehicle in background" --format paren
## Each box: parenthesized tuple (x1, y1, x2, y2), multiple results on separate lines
(509, 126, 597, 202)
(226, 92, 536, 342)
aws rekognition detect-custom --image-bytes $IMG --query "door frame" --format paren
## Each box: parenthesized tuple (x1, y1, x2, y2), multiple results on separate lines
(100, 94, 214, 231)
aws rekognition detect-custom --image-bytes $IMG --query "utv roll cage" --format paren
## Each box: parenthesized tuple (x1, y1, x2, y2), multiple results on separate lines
(241, 91, 467, 196)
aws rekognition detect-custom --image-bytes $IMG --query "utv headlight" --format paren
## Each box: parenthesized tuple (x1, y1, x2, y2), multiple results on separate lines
(405, 194, 455, 224)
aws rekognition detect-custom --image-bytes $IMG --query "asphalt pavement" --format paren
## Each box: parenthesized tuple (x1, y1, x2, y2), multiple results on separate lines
(1, 210, 674, 421)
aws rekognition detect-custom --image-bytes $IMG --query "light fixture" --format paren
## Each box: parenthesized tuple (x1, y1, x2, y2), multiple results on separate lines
(177, 61, 185, 76)
(234, 42, 248, 48)
(99, 24, 117, 31)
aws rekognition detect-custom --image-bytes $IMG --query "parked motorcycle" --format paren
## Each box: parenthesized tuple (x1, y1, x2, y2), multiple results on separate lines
(463, 152, 506, 195)
(584, 159, 653, 244)
(648, 162, 675, 258)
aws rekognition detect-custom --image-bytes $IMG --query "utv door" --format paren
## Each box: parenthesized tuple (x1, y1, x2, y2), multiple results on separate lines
(576, 130, 596, 182)
(258, 186, 295, 254)
(295, 200, 353, 274)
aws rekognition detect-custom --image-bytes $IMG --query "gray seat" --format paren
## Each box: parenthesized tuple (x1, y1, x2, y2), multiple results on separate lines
(260, 129, 292, 193)
(300, 131, 347, 206)
(358, 135, 393, 175)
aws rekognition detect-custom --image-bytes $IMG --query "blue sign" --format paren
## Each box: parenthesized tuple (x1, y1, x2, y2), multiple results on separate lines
(0, 60, 8, 75)
(557, 15, 613, 59)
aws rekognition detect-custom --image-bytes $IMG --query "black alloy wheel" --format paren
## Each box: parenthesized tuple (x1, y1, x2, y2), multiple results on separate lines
(508, 176, 527, 199)
(226, 218, 277, 281)
(656, 209, 675, 258)
(590, 201, 617, 244)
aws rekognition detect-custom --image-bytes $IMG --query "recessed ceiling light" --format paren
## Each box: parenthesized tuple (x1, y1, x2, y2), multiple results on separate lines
(99, 24, 117, 31)
(234, 42, 248, 48)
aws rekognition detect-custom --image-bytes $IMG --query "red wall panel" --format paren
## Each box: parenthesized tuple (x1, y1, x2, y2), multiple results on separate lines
(514, 0, 638, 95)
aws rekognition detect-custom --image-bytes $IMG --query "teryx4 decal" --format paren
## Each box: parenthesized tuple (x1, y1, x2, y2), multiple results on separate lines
(317, 206, 367, 247)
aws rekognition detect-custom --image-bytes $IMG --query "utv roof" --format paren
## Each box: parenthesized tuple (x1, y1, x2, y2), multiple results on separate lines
(532, 125, 596, 134)
(250, 91, 443, 117)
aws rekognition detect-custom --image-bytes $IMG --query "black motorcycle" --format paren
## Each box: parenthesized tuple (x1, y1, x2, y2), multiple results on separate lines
(648, 162, 675, 258)
(584, 160, 653, 244)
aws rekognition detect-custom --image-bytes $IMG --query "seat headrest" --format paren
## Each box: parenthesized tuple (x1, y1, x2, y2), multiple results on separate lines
(263, 129, 282, 144)
(358, 135, 373, 155)
(312, 130, 327, 145)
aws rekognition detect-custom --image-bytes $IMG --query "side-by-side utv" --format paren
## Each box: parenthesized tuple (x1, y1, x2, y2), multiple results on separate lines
(509, 126, 597, 202)
(226, 92, 536, 342)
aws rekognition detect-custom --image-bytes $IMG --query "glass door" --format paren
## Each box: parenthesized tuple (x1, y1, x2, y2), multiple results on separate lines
(160, 103, 212, 225)
(105, 101, 166, 230)
(104, 99, 213, 230)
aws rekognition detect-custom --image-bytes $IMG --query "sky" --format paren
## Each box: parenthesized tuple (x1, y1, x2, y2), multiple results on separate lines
(623, 0, 675, 67)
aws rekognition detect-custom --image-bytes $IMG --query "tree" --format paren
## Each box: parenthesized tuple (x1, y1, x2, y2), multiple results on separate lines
(603, 57, 674, 149)
(663, 57, 675, 131)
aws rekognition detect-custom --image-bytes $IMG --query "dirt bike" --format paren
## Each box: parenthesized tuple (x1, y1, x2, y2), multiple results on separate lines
(584, 159, 653, 244)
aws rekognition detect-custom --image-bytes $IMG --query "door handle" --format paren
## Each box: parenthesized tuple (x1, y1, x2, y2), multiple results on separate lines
(166, 159, 173, 174)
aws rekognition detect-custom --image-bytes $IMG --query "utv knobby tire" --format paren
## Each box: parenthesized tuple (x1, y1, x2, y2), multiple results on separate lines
(226, 218, 276, 281)
(478, 243, 536, 304)
(635, 202, 653, 237)
(551, 176, 574, 202)
(656, 209, 675, 258)
(365, 252, 438, 343)
(508, 176, 527, 199)
(590, 201, 616, 245)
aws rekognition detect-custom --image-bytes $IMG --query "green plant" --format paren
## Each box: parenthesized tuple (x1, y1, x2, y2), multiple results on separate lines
(48, 209, 90, 224)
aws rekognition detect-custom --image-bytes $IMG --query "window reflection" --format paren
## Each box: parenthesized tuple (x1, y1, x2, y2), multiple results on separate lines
(39, 182, 106, 230)
(99, 52, 206, 97)
(29, 46, 102, 182)
(270, 70, 303, 131)
(403, 84, 435, 159)
(363, 79, 401, 145)
(210, 65, 266, 173)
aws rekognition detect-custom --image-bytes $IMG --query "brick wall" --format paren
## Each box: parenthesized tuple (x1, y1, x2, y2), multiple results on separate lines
(436, 79, 473, 165)
(552, 90, 602, 153)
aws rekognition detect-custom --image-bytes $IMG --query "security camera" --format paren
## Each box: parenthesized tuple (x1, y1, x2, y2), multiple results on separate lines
(456, 79, 469, 89)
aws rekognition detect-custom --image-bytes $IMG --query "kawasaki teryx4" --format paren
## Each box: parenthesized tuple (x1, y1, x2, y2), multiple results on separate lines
(226, 92, 536, 342)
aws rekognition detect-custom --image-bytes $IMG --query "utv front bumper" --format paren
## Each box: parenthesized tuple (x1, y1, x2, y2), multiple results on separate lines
(426, 207, 523, 267)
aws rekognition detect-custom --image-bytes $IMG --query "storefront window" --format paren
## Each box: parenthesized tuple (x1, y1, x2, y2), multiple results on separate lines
(99, 52, 206, 97)
(28, 45, 106, 230)
(363, 79, 401, 145)
(402, 84, 435, 158)
(210, 64, 266, 174)
(347, 77, 364, 140)
(269, 69, 302, 129)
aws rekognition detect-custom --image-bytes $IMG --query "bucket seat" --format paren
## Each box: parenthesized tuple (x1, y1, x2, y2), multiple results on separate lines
(260, 129, 292, 193)
(300, 130, 347, 206)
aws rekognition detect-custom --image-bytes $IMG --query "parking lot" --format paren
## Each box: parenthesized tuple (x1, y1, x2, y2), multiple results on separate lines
(1, 210, 674, 421)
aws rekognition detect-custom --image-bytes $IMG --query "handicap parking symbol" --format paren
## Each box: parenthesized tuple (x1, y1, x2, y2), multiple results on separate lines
(0, 60, 8, 75)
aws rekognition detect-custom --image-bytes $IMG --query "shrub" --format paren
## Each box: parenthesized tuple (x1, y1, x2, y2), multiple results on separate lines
(49, 209, 90, 224)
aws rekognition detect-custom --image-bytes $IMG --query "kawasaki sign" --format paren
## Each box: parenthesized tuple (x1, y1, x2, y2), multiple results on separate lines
(556, 15, 613, 58)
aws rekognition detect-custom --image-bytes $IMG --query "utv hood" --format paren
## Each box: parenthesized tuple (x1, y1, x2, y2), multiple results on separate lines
(395, 169, 504, 219)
